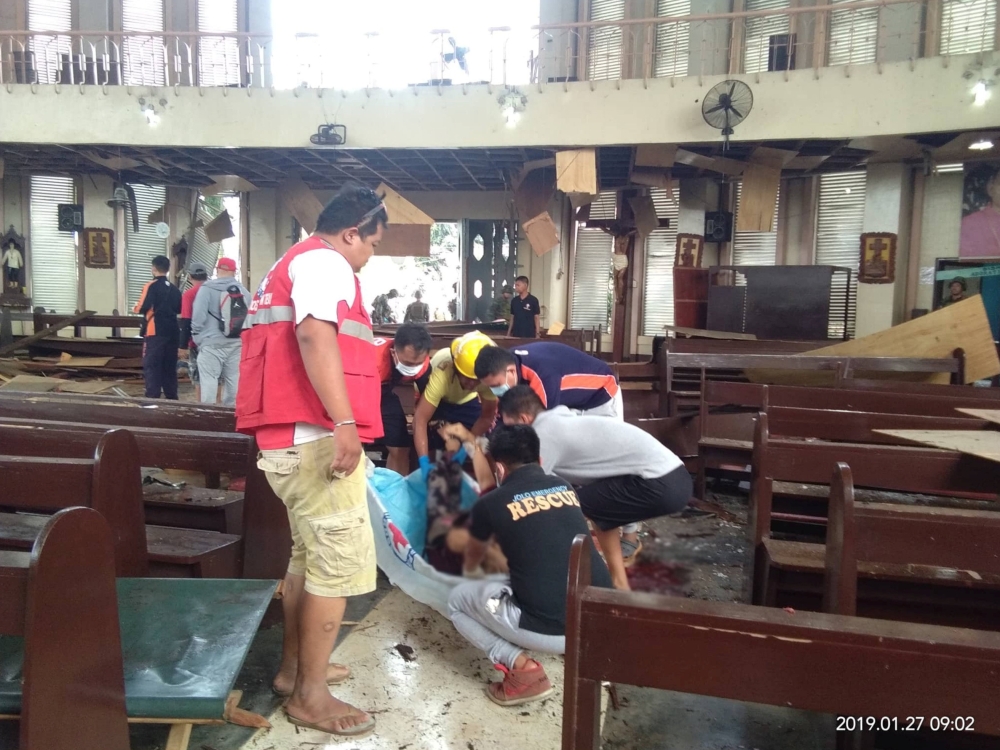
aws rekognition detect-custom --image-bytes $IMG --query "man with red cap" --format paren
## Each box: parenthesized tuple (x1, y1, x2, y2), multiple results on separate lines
(192, 257, 250, 406)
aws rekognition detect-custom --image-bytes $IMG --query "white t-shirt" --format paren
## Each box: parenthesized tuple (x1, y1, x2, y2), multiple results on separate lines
(261, 248, 361, 448)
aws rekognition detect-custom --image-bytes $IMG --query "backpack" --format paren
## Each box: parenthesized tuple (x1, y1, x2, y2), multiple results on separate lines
(218, 284, 248, 338)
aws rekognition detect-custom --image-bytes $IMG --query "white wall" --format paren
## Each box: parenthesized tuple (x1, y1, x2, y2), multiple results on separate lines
(689, 0, 732, 78)
(2, 54, 996, 149)
(916, 172, 963, 311)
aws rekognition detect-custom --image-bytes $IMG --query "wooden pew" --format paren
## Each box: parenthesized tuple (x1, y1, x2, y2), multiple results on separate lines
(0, 391, 235, 434)
(819, 463, 1000, 629)
(663, 352, 963, 417)
(0, 430, 242, 577)
(563, 535, 1000, 750)
(695, 380, 1000, 497)
(0, 506, 277, 750)
(749, 414, 1000, 610)
(0, 417, 249, 533)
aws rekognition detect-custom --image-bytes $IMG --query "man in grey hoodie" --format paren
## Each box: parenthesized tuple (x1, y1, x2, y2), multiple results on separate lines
(192, 258, 251, 407)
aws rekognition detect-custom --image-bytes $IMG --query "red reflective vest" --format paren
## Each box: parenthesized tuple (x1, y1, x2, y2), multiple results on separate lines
(235, 237, 383, 442)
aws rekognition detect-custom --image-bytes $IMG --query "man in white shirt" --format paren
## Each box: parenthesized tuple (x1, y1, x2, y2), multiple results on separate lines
(498, 385, 692, 590)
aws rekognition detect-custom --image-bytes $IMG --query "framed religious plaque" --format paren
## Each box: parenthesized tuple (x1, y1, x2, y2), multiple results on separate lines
(859, 232, 896, 284)
(82, 228, 115, 269)
(675, 233, 704, 267)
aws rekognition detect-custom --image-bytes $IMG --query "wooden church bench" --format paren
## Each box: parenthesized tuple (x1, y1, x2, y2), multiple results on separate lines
(0, 390, 236, 433)
(0, 430, 242, 578)
(760, 463, 1000, 629)
(0, 417, 249, 533)
(749, 414, 1000, 605)
(562, 535, 1000, 750)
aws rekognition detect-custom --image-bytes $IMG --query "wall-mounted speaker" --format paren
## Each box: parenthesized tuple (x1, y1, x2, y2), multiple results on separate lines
(57, 204, 84, 233)
(704, 211, 733, 243)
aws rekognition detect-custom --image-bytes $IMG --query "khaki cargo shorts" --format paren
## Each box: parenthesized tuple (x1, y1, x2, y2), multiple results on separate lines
(257, 437, 377, 598)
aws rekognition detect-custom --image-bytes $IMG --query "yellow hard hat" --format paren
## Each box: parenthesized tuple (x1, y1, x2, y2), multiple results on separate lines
(451, 331, 496, 379)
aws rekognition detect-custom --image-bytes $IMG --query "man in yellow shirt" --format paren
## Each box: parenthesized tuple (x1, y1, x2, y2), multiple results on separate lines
(414, 331, 498, 480)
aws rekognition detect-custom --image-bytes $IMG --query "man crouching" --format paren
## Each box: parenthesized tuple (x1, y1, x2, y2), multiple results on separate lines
(447, 424, 612, 706)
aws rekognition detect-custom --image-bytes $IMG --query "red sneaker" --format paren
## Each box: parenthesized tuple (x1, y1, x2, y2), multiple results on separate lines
(486, 661, 554, 707)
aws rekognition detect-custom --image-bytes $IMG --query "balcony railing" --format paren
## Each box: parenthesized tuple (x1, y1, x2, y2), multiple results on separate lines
(0, 0, 995, 92)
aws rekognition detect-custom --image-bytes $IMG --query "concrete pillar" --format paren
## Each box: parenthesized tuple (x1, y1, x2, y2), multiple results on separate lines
(678, 178, 719, 266)
(689, 0, 733, 78)
(248, 187, 280, 292)
(80, 174, 118, 313)
(856, 163, 912, 336)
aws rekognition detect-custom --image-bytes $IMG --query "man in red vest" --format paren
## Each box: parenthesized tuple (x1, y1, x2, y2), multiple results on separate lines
(236, 184, 387, 738)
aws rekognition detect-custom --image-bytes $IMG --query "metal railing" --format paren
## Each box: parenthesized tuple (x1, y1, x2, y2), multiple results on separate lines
(0, 0, 994, 91)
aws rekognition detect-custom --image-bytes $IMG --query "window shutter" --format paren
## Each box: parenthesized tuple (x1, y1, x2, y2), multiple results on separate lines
(122, 0, 165, 86)
(571, 228, 614, 331)
(941, 0, 997, 54)
(733, 181, 780, 270)
(27, 0, 71, 84)
(816, 171, 866, 338)
(828, 0, 878, 65)
(587, 0, 625, 81)
(642, 186, 681, 336)
(126, 185, 168, 310)
(29, 175, 79, 314)
(198, 0, 241, 87)
(743, 0, 790, 73)
(654, 0, 690, 78)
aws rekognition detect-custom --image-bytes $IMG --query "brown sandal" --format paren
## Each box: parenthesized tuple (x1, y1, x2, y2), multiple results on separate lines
(272, 663, 351, 697)
(284, 706, 375, 737)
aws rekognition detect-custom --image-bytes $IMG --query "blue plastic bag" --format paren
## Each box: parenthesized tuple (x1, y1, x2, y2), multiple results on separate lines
(370, 467, 480, 556)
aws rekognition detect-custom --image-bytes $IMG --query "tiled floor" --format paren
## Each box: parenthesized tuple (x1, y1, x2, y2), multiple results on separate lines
(243, 589, 577, 750)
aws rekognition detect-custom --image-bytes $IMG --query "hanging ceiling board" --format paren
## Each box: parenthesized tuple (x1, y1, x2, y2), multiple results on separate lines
(375, 183, 434, 225)
(376, 224, 431, 257)
(675, 149, 745, 177)
(555, 149, 598, 196)
(514, 169, 555, 223)
(204, 210, 235, 243)
(202, 175, 259, 196)
(874, 429, 1000, 464)
(956, 408, 1000, 425)
(805, 295, 999, 384)
(523, 212, 560, 256)
(278, 176, 324, 235)
(735, 149, 783, 233)
(630, 169, 674, 190)
(628, 194, 659, 238)
(635, 144, 678, 169)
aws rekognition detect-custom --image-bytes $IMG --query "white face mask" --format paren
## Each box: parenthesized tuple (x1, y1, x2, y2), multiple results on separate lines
(396, 360, 425, 378)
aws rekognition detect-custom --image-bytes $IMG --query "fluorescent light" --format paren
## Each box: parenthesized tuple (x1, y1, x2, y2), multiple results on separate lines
(973, 80, 991, 106)
(935, 162, 964, 173)
(969, 139, 994, 151)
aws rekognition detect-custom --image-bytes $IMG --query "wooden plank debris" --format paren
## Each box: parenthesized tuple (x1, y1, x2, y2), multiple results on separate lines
(375, 183, 435, 225)
(956, 408, 1000, 425)
(874, 429, 1000, 464)
(807, 296, 1000, 384)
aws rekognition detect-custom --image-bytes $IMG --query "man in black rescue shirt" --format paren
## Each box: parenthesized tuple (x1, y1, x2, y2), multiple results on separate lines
(447, 424, 612, 707)
(133, 254, 182, 399)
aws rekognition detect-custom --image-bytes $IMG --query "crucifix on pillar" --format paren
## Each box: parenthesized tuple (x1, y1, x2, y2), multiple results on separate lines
(582, 191, 671, 361)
